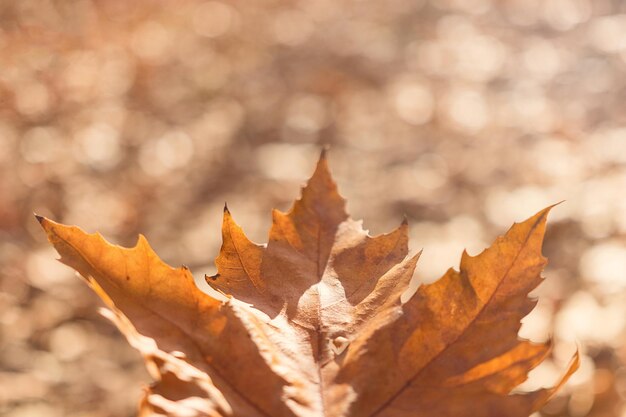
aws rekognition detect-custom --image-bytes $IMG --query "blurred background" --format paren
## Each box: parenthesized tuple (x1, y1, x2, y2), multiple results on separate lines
(1, 0, 626, 416)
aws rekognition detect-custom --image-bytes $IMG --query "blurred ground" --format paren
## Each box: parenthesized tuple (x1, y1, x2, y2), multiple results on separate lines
(1, 0, 626, 416)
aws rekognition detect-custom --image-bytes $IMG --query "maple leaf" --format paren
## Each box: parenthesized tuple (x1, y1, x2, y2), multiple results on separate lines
(38, 150, 578, 417)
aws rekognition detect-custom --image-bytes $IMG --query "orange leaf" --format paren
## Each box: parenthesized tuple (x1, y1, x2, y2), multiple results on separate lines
(38, 151, 578, 417)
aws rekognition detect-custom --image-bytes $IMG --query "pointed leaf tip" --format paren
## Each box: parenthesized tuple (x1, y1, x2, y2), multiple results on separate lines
(34, 213, 44, 224)
(539, 203, 559, 217)
(310, 147, 333, 184)
(319, 145, 330, 160)
(223, 202, 229, 213)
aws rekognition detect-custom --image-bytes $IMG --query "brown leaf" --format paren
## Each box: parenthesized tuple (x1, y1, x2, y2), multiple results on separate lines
(38, 151, 578, 417)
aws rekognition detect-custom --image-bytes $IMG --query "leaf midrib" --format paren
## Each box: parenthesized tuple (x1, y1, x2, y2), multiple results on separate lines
(52, 228, 275, 417)
(368, 214, 545, 417)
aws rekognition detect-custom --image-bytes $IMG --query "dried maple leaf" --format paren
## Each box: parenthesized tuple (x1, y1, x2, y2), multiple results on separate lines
(38, 151, 578, 417)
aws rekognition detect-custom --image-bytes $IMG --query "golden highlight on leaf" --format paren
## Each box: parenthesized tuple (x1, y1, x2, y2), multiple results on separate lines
(38, 151, 578, 417)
